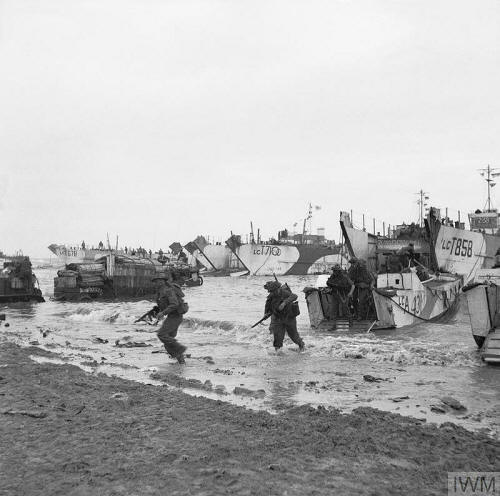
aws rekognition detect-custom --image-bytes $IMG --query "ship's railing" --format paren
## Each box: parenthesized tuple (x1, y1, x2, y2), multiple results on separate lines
(342, 210, 401, 238)
(427, 206, 468, 230)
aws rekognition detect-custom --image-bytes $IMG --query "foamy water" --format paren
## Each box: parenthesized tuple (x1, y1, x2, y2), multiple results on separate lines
(1, 259, 499, 437)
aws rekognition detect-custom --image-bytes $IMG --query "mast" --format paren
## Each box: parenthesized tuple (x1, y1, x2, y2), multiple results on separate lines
(302, 203, 313, 238)
(479, 164, 500, 212)
(416, 189, 429, 227)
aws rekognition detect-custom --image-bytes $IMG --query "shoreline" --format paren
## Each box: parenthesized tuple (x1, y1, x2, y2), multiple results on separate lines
(1, 341, 499, 495)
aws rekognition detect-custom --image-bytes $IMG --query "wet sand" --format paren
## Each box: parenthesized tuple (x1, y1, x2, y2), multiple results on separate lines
(1, 342, 499, 496)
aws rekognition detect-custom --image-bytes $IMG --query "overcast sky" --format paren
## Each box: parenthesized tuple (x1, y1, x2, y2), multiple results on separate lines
(1, 0, 499, 257)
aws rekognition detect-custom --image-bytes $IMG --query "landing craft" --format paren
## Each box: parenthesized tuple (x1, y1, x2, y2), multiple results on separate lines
(186, 205, 349, 276)
(305, 205, 462, 330)
(226, 205, 348, 276)
(53, 253, 202, 302)
(425, 166, 500, 283)
(463, 268, 500, 363)
(184, 236, 245, 275)
(450, 165, 500, 363)
(0, 254, 44, 303)
(47, 243, 116, 264)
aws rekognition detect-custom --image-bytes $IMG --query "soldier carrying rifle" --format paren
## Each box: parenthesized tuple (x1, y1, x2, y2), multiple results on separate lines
(149, 274, 189, 364)
(258, 279, 305, 353)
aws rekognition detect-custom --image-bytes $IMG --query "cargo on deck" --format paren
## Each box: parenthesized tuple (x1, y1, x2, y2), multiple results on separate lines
(54, 254, 202, 301)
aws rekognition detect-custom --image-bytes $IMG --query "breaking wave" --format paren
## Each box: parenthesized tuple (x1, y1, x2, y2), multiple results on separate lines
(183, 317, 238, 332)
(67, 307, 130, 324)
(308, 335, 482, 367)
(180, 318, 482, 367)
(183, 317, 270, 347)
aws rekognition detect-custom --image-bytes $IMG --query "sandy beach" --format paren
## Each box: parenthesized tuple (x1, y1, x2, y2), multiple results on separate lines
(1, 341, 498, 496)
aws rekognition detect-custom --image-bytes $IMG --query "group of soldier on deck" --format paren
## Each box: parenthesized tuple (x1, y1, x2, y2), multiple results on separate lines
(325, 243, 419, 322)
(326, 258, 376, 322)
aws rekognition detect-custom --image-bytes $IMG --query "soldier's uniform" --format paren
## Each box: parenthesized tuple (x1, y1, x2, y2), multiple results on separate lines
(326, 266, 354, 320)
(264, 281, 304, 351)
(348, 260, 374, 320)
(155, 278, 188, 363)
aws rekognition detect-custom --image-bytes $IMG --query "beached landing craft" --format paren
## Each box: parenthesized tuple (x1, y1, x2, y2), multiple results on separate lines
(231, 237, 346, 276)
(304, 268, 462, 330)
(425, 166, 500, 283)
(304, 274, 379, 331)
(184, 236, 244, 275)
(463, 268, 500, 363)
(54, 253, 202, 301)
(305, 207, 462, 331)
(48, 243, 127, 264)
(186, 207, 348, 277)
(372, 269, 462, 328)
(225, 206, 348, 276)
(48, 241, 191, 267)
(0, 255, 44, 303)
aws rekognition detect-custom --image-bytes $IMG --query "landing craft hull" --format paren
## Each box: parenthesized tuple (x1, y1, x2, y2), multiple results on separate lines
(340, 213, 430, 273)
(0, 256, 45, 303)
(426, 219, 500, 283)
(463, 268, 500, 363)
(463, 284, 493, 347)
(53, 255, 202, 301)
(303, 275, 379, 331)
(304, 273, 462, 331)
(48, 244, 118, 264)
(190, 245, 243, 271)
(373, 273, 462, 328)
(236, 244, 347, 276)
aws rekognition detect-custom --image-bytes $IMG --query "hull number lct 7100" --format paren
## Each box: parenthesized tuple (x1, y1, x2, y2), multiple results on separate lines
(252, 246, 281, 256)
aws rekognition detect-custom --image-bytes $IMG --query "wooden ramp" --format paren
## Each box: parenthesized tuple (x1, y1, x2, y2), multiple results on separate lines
(335, 319, 351, 331)
(483, 330, 500, 364)
(325, 319, 379, 332)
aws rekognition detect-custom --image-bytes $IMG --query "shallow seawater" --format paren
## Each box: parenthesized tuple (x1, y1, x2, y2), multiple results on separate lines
(1, 259, 499, 437)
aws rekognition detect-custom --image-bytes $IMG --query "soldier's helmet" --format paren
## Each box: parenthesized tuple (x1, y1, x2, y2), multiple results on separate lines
(264, 281, 281, 291)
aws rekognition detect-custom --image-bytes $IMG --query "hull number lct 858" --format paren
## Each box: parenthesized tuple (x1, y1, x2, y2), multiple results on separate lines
(441, 238, 473, 258)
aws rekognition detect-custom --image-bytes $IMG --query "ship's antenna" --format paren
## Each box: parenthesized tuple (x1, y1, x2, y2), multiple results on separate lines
(415, 189, 429, 227)
(478, 164, 500, 212)
(302, 203, 313, 238)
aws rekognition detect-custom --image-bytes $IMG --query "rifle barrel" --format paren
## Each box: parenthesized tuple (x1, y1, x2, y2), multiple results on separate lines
(251, 315, 270, 328)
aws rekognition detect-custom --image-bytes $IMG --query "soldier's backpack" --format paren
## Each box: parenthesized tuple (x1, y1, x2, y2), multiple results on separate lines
(173, 284, 189, 314)
(178, 301, 189, 314)
(290, 301, 300, 317)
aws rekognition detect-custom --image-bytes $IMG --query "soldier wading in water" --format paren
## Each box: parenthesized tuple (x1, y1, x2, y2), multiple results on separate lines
(153, 274, 189, 364)
(263, 281, 305, 353)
